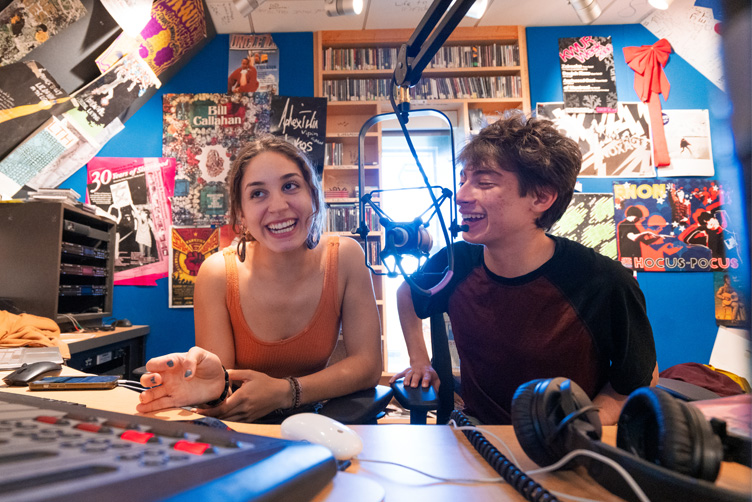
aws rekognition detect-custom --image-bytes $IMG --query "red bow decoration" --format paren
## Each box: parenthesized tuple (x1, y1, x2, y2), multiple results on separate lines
(623, 39, 673, 167)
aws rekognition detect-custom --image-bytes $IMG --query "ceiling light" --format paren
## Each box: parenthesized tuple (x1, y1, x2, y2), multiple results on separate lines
(233, 0, 266, 17)
(648, 0, 674, 9)
(325, 0, 363, 17)
(465, 0, 488, 19)
(570, 0, 602, 24)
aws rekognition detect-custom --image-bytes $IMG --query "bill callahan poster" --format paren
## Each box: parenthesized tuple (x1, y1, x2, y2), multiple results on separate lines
(163, 92, 270, 227)
(613, 179, 742, 272)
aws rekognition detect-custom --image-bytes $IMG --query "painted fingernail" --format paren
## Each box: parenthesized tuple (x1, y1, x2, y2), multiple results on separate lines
(184, 370, 192, 378)
(150, 376, 156, 385)
(167, 360, 174, 367)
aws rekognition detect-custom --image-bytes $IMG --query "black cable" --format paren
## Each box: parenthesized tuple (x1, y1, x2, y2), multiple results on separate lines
(450, 410, 560, 502)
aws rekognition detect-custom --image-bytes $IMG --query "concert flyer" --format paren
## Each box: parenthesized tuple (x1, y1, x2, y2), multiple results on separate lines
(86, 157, 176, 286)
(558, 36, 617, 113)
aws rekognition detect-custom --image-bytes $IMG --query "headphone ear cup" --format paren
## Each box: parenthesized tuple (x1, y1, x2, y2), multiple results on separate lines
(512, 379, 561, 467)
(617, 387, 723, 481)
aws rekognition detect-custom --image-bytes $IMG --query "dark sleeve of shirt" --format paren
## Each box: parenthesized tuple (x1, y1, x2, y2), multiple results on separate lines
(552, 238, 657, 395)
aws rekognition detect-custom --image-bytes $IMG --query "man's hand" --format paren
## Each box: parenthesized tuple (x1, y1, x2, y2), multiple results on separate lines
(389, 363, 440, 391)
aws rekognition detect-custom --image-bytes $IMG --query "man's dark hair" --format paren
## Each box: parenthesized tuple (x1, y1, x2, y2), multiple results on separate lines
(458, 112, 582, 230)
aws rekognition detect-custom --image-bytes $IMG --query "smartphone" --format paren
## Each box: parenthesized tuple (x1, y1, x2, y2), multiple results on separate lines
(28, 375, 119, 391)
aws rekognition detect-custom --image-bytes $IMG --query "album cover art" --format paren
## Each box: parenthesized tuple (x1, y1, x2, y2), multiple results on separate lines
(613, 179, 742, 272)
(714, 272, 749, 328)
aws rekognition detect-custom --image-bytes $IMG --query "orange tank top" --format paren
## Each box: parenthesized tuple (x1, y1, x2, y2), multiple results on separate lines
(223, 238, 341, 378)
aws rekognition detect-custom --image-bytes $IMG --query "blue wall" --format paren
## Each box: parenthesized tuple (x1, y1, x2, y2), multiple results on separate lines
(60, 33, 314, 359)
(527, 24, 749, 371)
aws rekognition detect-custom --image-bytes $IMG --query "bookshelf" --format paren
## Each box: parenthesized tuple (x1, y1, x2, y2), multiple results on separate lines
(314, 27, 531, 371)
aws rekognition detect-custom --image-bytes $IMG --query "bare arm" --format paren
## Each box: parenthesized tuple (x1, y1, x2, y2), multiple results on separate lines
(388, 280, 440, 390)
(194, 251, 237, 367)
(291, 237, 382, 404)
(594, 363, 659, 425)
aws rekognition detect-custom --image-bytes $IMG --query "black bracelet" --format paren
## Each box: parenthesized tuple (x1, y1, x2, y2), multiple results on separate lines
(198, 366, 230, 408)
(286, 376, 302, 409)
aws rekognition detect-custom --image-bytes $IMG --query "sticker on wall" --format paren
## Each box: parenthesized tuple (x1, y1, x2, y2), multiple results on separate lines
(169, 226, 219, 307)
(714, 272, 750, 328)
(558, 36, 617, 113)
(549, 193, 617, 260)
(613, 178, 742, 272)
(537, 102, 655, 178)
(163, 92, 271, 227)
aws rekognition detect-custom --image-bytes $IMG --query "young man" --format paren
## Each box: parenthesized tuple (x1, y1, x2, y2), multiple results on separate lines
(390, 113, 658, 425)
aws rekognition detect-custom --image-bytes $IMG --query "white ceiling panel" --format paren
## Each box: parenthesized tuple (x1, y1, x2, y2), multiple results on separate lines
(207, 0, 674, 34)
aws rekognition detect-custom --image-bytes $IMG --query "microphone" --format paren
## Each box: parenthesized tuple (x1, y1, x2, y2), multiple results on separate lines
(382, 217, 433, 259)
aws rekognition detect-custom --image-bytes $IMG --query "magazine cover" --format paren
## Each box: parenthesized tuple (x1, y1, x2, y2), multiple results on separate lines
(62, 52, 160, 144)
(613, 179, 742, 272)
(714, 272, 749, 328)
(228, 33, 279, 95)
(270, 95, 327, 174)
(659, 109, 715, 177)
(86, 157, 176, 286)
(163, 92, 271, 227)
(537, 102, 655, 178)
(558, 36, 617, 113)
(0, 0, 87, 66)
(170, 226, 219, 307)
(0, 61, 69, 160)
(549, 193, 617, 260)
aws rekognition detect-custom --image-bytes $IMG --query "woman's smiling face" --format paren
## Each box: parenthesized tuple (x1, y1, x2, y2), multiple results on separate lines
(240, 151, 314, 253)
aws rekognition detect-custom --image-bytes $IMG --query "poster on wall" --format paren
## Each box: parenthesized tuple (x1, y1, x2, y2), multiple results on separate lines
(714, 272, 749, 328)
(612, 178, 742, 272)
(558, 36, 617, 113)
(170, 226, 219, 307)
(659, 109, 715, 177)
(549, 193, 617, 260)
(537, 102, 655, 178)
(0, 0, 87, 66)
(163, 92, 271, 227)
(86, 157, 176, 286)
(0, 61, 69, 161)
(228, 33, 279, 95)
(270, 96, 327, 174)
(62, 53, 161, 145)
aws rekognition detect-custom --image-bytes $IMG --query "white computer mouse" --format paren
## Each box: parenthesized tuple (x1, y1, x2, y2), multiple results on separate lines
(280, 413, 363, 460)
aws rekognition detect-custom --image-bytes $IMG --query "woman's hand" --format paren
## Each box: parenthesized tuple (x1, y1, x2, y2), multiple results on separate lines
(136, 347, 226, 413)
(389, 363, 441, 391)
(196, 369, 292, 423)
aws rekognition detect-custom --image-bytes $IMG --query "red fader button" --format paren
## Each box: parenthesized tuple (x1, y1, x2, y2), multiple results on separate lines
(172, 440, 212, 455)
(120, 430, 156, 444)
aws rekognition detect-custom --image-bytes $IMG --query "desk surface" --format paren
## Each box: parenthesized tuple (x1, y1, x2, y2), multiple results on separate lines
(1, 367, 750, 502)
(60, 325, 149, 353)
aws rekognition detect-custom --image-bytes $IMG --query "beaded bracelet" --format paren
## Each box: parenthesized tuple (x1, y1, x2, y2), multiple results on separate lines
(285, 376, 302, 409)
(197, 366, 230, 408)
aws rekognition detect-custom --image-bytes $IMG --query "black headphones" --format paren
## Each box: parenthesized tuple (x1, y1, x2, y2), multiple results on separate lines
(511, 377, 750, 502)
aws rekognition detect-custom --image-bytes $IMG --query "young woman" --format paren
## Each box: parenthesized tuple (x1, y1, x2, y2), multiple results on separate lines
(136, 136, 382, 422)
